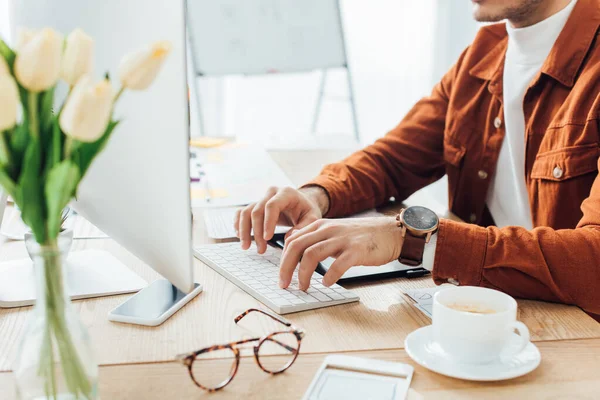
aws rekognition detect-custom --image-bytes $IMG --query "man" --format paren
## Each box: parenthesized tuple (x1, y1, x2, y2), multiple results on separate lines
(235, 0, 600, 318)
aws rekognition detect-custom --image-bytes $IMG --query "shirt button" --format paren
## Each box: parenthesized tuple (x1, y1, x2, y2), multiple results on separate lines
(469, 213, 477, 223)
(478, 170, 488, 179)
(553, 166, 563, 179)
(494, 117, 502, 129)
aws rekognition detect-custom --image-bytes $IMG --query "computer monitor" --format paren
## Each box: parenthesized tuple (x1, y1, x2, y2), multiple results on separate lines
(10, 0, 203, 326)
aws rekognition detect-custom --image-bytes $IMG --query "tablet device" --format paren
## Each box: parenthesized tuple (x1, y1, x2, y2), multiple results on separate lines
(270, 236, 429, 282)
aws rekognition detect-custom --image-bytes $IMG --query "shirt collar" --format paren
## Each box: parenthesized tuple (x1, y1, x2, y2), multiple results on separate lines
(469, 0, 600, 88)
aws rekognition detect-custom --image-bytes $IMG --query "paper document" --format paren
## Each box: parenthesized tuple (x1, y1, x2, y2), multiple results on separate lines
(203, 207, 290, 239)
(203, 208, 386, 240)
(190, 145, 294, 208)
(404, 285, 454, 319)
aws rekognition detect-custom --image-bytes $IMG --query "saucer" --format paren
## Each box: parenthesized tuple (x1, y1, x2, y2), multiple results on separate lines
(404, 325, 541, 381)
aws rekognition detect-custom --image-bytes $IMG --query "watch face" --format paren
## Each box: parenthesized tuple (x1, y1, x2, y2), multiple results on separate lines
(403, 206, 439, 231)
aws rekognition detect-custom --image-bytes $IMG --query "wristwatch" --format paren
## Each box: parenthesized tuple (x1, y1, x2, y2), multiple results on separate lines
(396, 206, 439, 266)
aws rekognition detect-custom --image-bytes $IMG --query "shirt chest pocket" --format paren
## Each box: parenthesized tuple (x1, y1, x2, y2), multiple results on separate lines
(530, 143, 599, 182)
(530, 144, 599, 227)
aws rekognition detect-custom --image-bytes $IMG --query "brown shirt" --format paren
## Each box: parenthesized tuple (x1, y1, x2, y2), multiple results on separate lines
(306, 0, 600, 317)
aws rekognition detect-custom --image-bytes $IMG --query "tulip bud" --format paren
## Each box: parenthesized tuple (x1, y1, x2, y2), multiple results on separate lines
(59, 76, 113, 142)
(16, 28, 37, 51)
(61, 29, 94, 86)
(14, 28, 63, 92)
(0, 57, 8, 75)
(0, 74, 19, 131)
(118, 41, 171, 90)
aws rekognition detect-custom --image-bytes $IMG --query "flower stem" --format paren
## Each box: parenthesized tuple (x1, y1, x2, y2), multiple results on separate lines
(38, 242, 93, 399)
(28, 93, 39, 140)
(114, 86, 125, 103)
(64, 136, 74, 159)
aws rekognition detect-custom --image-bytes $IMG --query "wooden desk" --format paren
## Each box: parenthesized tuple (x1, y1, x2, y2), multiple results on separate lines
(1, 149, 599, 398)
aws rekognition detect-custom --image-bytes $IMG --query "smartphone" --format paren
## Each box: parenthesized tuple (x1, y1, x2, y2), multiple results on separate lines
(108, 279, 203, 326)
(302, 355, 414, 400)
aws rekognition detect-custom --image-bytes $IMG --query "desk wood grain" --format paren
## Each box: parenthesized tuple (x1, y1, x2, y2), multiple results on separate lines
(2, 339, 599, 400)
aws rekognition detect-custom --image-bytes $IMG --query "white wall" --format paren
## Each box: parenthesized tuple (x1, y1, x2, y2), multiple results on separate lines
(2, 0, 479, 148)
(191, 0, 478, 147)
(0, 0, 11, 41)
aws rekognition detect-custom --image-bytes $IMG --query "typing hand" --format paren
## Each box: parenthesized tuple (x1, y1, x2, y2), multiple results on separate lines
(234, 186, 328, 254)
(279, 217, 404, 290)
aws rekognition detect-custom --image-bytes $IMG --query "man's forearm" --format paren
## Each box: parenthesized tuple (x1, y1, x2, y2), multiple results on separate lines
(299, 186, 330, 217)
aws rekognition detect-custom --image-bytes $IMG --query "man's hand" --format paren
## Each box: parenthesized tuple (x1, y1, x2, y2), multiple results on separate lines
(234, 186, 329, 254)
(280, 217, 404, 290)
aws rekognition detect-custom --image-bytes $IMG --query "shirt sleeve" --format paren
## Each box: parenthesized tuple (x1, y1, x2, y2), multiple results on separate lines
(432, 158, 600, 317)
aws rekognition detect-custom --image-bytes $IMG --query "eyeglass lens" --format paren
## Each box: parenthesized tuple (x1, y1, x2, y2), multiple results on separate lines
(190, 347, 238, 390)
(257, 332, 300, 373)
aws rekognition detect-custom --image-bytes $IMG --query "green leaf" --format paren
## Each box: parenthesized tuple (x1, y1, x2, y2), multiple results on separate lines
(9, 116, 30, 180)
(40, 87, 56, 137)
(0, 38, 15, 69)
(0, 167, 16, 198)
(16, 138, 46, 243)
(75, 120, 120, 178)
(44, 117, 63, 176)
(45, 160, 80, 239)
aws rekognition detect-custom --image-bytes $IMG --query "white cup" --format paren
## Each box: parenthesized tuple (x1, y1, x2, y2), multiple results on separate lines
(432, 286, 530, 364)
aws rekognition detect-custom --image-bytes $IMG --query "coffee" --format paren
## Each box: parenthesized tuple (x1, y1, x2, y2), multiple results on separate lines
(445, 302, 496, 314)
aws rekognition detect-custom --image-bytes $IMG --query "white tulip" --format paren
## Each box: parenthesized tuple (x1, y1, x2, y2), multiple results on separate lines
(16, 28, 36, 51)
(118, 41, 171, 90)
(59, 76, 113, 142)
(0, 74, 19, 131)
(14, 28, 63, 92)
(61, 29, 94, 86)
(0, 57, 9, 75)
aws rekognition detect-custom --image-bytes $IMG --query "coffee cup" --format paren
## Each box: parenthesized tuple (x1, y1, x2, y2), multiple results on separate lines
(432, 286, 530, 364)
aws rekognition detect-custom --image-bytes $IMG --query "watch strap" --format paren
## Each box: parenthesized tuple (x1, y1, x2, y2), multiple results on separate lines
(399, 232, 427, 266)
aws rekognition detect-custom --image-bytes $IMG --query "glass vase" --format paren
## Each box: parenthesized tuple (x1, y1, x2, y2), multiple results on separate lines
(13, 237, 98, 400)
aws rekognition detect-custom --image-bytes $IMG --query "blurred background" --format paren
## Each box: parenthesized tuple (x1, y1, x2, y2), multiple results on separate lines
(0, 0, 478, 149)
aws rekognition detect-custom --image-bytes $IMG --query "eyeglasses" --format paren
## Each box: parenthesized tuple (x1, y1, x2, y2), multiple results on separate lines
(176, 308, 306, 392)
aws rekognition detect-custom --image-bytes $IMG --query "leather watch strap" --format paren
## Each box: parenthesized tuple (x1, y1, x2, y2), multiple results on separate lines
(399, 233, 427, 266)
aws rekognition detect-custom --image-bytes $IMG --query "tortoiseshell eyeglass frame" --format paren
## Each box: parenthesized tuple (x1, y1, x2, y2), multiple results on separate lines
(175, 308, 306, 392)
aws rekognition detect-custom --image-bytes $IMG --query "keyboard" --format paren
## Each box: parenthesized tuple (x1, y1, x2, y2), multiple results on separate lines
(193, 242, 359, 314)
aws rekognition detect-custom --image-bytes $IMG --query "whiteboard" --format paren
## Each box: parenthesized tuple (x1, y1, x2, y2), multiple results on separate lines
(186, 0, 347, 76)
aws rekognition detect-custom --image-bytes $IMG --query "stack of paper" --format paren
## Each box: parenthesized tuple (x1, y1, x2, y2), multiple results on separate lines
(203, 208, 387, 240)
(1, 208, 108, 240)
(190, 144, 294, 208)
(202, 207, 290, 240)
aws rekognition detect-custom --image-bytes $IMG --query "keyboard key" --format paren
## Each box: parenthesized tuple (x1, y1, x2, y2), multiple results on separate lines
(195, 243, 359, 314)
(272, 298, 292, 306)
(297, 293, 319, 303)
(311, 292, 332, 302)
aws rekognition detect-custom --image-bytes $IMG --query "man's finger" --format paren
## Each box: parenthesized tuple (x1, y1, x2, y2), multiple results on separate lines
(283, 220, 323, 252)
(233, 209, 241, 238)
(263, 192, 292, 241)
(279, 227, 331, 288)
(239, 204, 254, 250)
(322, 253, 356, 287)
(297, 239, 341, 291)
(251, 204, 267, 254)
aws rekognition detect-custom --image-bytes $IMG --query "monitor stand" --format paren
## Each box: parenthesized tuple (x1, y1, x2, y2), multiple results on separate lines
(108, 279, 203, 327)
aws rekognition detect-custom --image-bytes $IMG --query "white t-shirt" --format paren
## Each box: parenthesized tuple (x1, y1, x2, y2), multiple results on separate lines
(421, 0, 576, 270)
